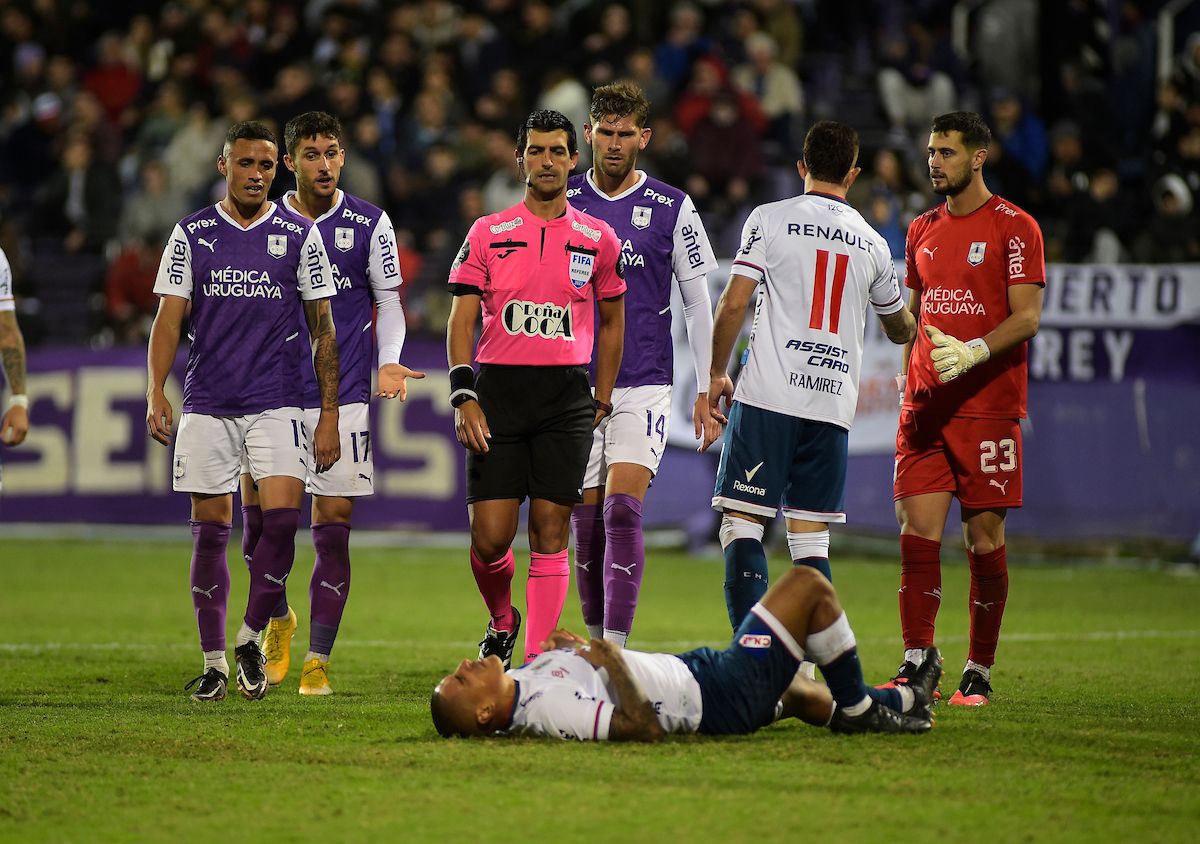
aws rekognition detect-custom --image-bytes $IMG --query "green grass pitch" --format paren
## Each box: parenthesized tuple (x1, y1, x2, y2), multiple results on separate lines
(1, 538, 1197, 842)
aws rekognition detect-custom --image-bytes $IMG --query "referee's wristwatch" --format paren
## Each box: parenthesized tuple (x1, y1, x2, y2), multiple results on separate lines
(593, 398, 613, 418)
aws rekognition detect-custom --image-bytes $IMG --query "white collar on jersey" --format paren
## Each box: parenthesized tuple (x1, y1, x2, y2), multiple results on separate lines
(585, 168, 647, 202)
(284, 189, 344, 224)
(214, 200, 278, 231)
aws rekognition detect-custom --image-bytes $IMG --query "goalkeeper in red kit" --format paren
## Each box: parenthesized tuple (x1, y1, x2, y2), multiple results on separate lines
(883, 112, 1045, 706)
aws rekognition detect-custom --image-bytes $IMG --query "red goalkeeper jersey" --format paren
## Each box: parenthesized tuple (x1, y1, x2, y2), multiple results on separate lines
(903, 194, 1045, 418)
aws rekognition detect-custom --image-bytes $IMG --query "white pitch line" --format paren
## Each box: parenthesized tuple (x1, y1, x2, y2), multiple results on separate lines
(2, 629, 1198, 655)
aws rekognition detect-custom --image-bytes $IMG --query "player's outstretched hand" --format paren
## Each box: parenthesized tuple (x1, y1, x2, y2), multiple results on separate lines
(700, 375, 733, 452)
(541, 628, 588, 651)
(312, 410, 341, 473)
(455, 399, 491, 454)
(1, 404, 29, 445)
(376, 363, 426, 400)
(576, 637, 619, 669)
(146, 390, 173, 446)
(925, 324, 990, 383)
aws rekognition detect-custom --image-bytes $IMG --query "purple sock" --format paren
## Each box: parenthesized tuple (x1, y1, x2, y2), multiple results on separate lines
(190, 520, 231, 652)
(570, 503, 606, 627)
(309, 523, 351, 656)
(242, 503, 287, 616)
(602, 493, 645, 635)
(244, 508, 300, 631)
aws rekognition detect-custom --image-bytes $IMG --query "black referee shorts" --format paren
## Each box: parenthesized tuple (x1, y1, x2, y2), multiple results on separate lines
(466, 364, 594, 505)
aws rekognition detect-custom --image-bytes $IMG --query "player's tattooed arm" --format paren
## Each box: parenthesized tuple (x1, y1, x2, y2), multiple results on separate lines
(576, 639, 664, 743)
(304, 298, 341, 472)
(0, 311, 26, 394)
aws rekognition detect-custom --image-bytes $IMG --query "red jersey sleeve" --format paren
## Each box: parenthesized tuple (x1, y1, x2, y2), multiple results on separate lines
(904, 214, 928, 292)
(592, 222, 627, 300)
(446, 219, 488, 292)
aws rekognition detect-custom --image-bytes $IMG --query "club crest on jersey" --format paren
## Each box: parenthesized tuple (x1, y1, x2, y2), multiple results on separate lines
(967, 241, 986, 266)
(334, 227, 354, 251)
(267, 234, 287, 258)
(568, 251, 594, 288)
(173, 454, 188, 479)
(631, 205, 652, 229)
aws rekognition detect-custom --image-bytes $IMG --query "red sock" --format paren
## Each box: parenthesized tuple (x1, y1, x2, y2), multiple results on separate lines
(525, 550, 569, 663)
(967, 546, 1008, 667)
(469, 547, 516, 632)
(899, 534, 942, 649)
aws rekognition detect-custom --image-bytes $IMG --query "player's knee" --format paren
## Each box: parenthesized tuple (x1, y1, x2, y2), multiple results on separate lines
(783, 564, 837, 606)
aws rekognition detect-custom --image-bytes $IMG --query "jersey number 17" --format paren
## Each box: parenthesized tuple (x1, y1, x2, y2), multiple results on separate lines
(809, 249, 849, 333)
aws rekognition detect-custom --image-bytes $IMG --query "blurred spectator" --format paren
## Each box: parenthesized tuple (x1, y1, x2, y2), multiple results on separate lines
(457, 13, 510, 104)
(34, 134, 122, 255)
(474, 68, 526, 133)
(752, 0, 804, 69)
(686, 90, 765, 216)
(82, 32, 141, 126)
(876, 25, 956, 134)
(119, 159, 188, 246)
(848, 147, 927, 223)
(675, 56, 766, 137)
(654, 3, 713, 87)
(263, 63, 326, 134)
(513, 2, 569, 91)
(1133, 175, 1200, 263)
(731, 32, 804, 154)
(637, 114, 692, 189)
(480, 128, 524, 214)
(624, 48, 672, 118)
(864, 193, 906, 260)
(988, 87, 1049, 183)
(1062, 166, 1131, 263)
(103, 232, 163, 344)
(162, 103, 228, 204)
(536, 67, 591, 166)
(578, 4, 636, 82)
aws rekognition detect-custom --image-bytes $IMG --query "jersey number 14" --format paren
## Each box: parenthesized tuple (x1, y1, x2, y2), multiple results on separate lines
(809, 249, 850, 333)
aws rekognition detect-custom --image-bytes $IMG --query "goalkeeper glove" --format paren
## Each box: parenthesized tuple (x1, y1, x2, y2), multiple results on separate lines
(925, 324, 990, 383)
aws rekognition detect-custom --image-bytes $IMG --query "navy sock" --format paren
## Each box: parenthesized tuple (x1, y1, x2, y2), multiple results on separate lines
(794, 555, 832, 582)
(819, 648, 871, 709)
(723, 539, 769, 630)
(867, 685, 904, 713)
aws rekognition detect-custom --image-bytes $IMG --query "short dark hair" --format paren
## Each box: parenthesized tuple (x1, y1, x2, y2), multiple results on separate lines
(802, 120, 859, 183)
(430, 687, 458, 738)
(930, 111, 993, 151)
(283, 111, 344, 157)
(589, 80, 651, 128)
(516, 109, 577, 156)
(222, 120, 276, 157)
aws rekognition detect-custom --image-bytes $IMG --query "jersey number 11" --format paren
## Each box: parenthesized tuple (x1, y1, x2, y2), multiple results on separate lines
(809, 249, 850, 333)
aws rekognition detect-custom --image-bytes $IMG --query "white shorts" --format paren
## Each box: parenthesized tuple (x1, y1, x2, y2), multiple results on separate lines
(239, 402, 374, 498)
(174, 407, 307, 494)
(583, 384, 672, 489)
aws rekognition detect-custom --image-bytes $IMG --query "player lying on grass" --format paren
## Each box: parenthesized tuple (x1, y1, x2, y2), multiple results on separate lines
(431, 566, 941, 740)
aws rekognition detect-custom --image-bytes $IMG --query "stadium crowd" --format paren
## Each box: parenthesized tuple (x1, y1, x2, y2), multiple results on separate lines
(0, 0, 1197, 346)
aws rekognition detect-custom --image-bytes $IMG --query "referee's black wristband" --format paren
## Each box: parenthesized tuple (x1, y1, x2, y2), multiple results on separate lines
(449, 364, 477, 408)
(593, 398, 613, 417)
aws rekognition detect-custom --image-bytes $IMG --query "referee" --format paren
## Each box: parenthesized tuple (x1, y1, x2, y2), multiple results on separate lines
(446, 110, 626, 668)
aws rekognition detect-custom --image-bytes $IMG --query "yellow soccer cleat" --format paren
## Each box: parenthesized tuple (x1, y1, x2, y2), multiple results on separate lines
(299, 657, 333, 696)
(263, 607, 298, 685)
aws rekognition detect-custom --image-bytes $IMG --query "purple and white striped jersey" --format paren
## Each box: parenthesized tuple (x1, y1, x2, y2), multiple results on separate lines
(152, 201, 334, 416)
(567, 170, 717, 388)
(279, 191, 403, 408)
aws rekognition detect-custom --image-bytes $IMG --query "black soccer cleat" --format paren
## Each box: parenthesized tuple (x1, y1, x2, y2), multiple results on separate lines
(829, 699, 932, 734)
(184, 667, 228, 702)
(877, 655, 942, 701)
(948, 668, 993, 707)
(478, 607, 521, 670)
(234, 641, 269, 700)
(906, 647, 943, 720)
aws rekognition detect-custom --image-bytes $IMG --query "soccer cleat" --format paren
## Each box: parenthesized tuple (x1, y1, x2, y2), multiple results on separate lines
(829, 699, 932, 734)
(877, 658, 942, 701)
(234, 641, 269, 700)
(906, 647, 943, 720)
(263, 607, 298, 685)
(478, 607, 522, 670)
(299, 658, 333, 696)
(184, 668, 228, 702)
(948, 668, 992, 706)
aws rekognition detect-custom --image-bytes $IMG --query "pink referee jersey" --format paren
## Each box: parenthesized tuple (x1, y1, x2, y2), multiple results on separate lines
(447, 200, 626, 366)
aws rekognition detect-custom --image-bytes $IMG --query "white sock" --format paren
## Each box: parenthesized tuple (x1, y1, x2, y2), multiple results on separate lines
(842, 696, 871, 716)
(797, 660, 816, 681)
(603, 629, 628, 648)
(896, 685, 916, 713)
(203, 650, 228, 675)
(804, 613, 856, 665)
(586, 624, 604, 641)
(904, 647, 926, 667)
(235, 622, 261, 647)
(964, 659, 991, 681)
(305, 651, 329, 664)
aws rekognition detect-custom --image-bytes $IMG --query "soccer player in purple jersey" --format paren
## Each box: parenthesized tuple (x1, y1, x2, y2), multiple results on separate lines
(565, 81, 718, 647)
(239, 111, 424, 696)
(146, 121, 340, 702)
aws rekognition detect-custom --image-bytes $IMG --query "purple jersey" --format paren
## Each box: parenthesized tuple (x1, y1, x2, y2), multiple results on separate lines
(153, 202, 334, 415)
(281, 191, 404, 408)
(567, 171, 717, 387)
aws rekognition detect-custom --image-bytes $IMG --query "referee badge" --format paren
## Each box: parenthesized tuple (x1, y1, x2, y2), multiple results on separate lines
(568, 250, 594, 288)
(334, 227, 354, 251)
(967, 241, 987, 266)
(631, 205, 652, 229)
(267, 234, 287, 258)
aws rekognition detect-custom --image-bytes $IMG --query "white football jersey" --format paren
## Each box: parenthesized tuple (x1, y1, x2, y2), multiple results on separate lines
(730, 193, 904, 429)
(0, 246, 13, 312)
(503, 648, 703, 741)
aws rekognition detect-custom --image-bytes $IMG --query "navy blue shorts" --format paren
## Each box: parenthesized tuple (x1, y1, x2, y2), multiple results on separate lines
(712, 401, 848, 523)
(677, 608, 801, 735)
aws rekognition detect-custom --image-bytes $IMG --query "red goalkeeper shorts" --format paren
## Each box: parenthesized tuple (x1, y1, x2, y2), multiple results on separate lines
(893, 410, 1023, 509)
